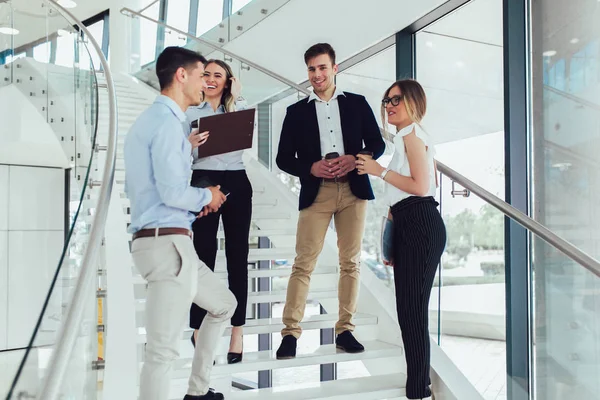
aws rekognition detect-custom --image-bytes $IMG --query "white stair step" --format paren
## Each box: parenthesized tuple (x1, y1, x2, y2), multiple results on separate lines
(137, 313, 378, 343)
(218, 248, 295, 263)
(227, 373, 406, 400)
(135, 289, 338, 312)
(132, 263, 335, 284)
(168, 340, 402, 377)
(217, 228, 296, 239)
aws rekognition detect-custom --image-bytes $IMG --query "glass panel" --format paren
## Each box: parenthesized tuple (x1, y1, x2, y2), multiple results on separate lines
(165, 0, 190, 48)
(226, 0, 291, 43)
(139, 1, 160, 66)
(33, 42, 51, 63)
(532, 0, 600, 398)
(85, 19, 105, 71)
(434, 172, 506, 399)
(232, 0, 253, 13)
(55, 29, 76, 67)
(196, 0, 225, 38)
(0, 1, 14, 85)
(4, 1, 103, 397)
(415, 0, 507, 398)
(336, 45, 397, 285)
(415, 0, 504, 196)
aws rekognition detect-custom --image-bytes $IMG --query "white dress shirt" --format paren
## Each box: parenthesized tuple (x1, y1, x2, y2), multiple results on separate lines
(124, 95, 213, 233)
(308, 86, 346, 157)
(384, 123, 438, 206)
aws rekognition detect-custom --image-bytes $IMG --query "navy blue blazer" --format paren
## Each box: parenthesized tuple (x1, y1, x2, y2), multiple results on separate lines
(276, 91, 385, 210)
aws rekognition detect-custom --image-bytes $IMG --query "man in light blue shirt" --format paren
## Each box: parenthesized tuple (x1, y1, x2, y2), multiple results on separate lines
(124, 46, 235, 400)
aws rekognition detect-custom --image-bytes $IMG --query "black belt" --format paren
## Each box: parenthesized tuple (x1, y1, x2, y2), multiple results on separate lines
(132, 227, 192, 241)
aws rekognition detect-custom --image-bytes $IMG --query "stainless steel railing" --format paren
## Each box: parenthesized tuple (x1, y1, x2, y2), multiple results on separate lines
(39, 1, 118, 398)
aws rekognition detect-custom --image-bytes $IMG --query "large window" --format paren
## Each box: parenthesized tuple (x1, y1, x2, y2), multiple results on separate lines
(195, 0, 225, 37)
(139, 2, 160, 66)
(413, 1, 507, 399)
(164, 0, 190, 47)
(532, 0, 600, 398)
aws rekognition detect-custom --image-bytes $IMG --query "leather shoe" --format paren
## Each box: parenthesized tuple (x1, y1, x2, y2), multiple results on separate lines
(183, 388, 223, 400)
(335, 330, 364, 353)
(276, 335, 297, 359)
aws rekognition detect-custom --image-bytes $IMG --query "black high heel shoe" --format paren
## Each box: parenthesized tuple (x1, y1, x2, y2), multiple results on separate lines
(227, 336, 243, 364)
(227, 350, 243, 364)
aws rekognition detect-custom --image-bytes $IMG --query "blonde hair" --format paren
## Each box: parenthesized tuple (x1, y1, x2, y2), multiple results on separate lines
(203, 59, 237, 113)
(381, 79, 427, 141)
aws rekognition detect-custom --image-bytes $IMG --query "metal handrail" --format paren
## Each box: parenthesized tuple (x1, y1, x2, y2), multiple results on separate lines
(437, 161, 600, 278)
(38, 1, 118, 399)
(120, 7, 309, 95)
(138, 0, 160, 14)
(544, 85, 600, 112)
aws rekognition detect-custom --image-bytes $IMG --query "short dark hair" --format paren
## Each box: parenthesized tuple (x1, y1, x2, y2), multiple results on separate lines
(304, 43, 336, 65)
(156, 46, 207, 90)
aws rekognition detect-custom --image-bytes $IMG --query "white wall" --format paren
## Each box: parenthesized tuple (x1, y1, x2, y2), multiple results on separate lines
(0, 165, 66, 350)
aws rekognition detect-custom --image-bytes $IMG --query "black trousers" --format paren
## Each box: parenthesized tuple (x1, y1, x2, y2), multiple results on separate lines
(390, 196, 446, 400)
(189, 169, 252, 329)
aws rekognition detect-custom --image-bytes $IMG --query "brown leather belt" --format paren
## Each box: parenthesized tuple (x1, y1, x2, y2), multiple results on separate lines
(132, 227, 192, 241)
(323, 176, 349, 183)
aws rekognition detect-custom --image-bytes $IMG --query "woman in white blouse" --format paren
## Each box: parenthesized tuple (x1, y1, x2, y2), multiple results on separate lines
(356, 79, 446, 400)
(186, 59, 251, 365)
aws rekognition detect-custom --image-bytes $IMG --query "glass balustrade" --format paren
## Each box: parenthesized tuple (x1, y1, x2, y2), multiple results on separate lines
(0, 1, 107, 398)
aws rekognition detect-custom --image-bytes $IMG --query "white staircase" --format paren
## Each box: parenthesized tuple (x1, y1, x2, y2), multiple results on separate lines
(98, 73, 412, 400)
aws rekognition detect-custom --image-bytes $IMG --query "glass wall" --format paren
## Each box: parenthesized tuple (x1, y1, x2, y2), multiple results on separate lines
(165, 0, 191, 47)
(531, 0, 600, 398)
(336, 46, 397, 284)
(414, 0, 507, 398)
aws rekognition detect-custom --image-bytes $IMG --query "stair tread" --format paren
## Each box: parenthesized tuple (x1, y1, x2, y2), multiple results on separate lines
(167, 340, 403, 377)
(226, 373, 407, 400)
(137, 313, 378, 343)
(135, 289, 338, 311)
(132, 263, 335, 283)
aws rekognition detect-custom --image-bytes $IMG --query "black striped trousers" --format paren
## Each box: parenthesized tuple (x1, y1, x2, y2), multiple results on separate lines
(390, 196, 446, 399)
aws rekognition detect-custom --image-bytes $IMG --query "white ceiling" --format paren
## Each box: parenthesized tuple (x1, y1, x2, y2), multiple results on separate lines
(425, 0, 502, 47)
(3, 0, 142, 50)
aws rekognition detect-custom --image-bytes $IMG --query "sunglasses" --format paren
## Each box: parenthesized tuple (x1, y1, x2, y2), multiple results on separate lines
(382, 94, 403, 107)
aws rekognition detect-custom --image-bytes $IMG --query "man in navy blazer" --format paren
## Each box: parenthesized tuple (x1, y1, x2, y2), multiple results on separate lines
(275, 43, 385, 359)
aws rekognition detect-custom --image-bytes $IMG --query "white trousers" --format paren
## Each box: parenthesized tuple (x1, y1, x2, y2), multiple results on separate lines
(132, 234, 237, 400)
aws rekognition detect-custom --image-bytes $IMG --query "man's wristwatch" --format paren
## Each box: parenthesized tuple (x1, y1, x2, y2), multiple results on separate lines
(380, 168, 390, 180)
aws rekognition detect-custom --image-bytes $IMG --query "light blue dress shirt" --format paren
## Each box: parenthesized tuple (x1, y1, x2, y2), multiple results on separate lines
(185, 101, 248, 171)
(124, 95, 213, 234)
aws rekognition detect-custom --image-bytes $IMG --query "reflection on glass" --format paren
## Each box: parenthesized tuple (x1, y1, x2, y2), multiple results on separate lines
(533, 0, 600, 398)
